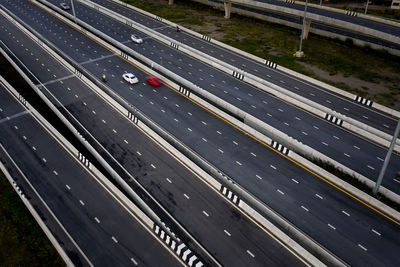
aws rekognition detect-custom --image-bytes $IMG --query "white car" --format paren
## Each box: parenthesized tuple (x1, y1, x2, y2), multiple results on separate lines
(122, 73, 139, 84)
(60, 3, 71, 10)
(131, 34, 143, 44)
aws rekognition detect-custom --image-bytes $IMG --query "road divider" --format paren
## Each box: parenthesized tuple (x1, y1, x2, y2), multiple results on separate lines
(100, 0, 400, 138)
(0, 8, 209, 266)
(53, 0, 400, 202)
(12, 1, 400, 264)
(2, 2, 333, 265)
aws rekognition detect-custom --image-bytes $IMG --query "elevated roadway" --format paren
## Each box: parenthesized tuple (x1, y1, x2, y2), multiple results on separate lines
(0, 78, 181, 266)
(2, 0, 400, 265)
(0, 5, 305, 266)
(46, 0, 400, 198)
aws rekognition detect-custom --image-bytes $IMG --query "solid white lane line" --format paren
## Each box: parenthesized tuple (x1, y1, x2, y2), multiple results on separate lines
(342, 210, 350, 217)
(202, 211, 209, 217)
(166, 178, 172, 183)
(371, 229, 381, 236)
(224, 230, 231, 237)
(94, 217, 100, 223)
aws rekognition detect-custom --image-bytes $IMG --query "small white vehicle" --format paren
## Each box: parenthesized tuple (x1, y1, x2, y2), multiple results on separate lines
(130, 34, 143, 44)
(122, 73, 139, 84)
(60, 3, 71, 10)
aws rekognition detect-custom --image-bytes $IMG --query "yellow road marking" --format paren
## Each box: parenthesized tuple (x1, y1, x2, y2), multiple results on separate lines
(30, 0, 400, 226)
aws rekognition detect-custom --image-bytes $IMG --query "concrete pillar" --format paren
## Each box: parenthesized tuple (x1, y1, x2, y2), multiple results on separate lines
(168, 0, 174, 5)
(303, 18, 311, 40)
(224, 1, 232, 19)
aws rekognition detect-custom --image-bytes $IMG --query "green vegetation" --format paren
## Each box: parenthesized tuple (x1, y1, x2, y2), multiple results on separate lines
(124, 0, 400, 110)
(309, 157, 400, 212)
(0, 172, 63, 266)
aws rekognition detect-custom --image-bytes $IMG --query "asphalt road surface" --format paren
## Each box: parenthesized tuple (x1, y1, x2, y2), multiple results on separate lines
(0, 81, 181, 266)
(1, 1, 400, 266)
(0, 5, 304, 267)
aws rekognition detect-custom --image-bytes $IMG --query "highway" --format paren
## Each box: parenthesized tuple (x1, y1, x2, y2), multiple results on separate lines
(0, 5, 305, 267)
(2, 0, 400, 265)
(0, 80, 181, 266)
(44, 0, 400, 196)
(3, 0, 400, 266)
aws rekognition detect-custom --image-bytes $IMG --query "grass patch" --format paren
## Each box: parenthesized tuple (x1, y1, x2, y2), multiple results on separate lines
(0, 172, 63, 266)
(307, 157, 400, 212)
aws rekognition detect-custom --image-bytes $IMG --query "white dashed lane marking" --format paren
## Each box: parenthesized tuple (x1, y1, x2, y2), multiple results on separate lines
(342, 210, 350, 217)
(328, 224, 336, 230)
(315, 194, 323, 199)
(94, 217, 100, 223)
(291, 178, 299, 184)
(202, 211, 209, 217)
(358, 244, 367, 251)
(301, 205, 309, 212)
(224, 230, 231, 237)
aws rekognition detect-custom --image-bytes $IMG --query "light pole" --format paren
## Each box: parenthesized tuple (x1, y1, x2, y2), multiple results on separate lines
(320, 0, 322, 6)
(70, 0, 77, 24)
(295, 0, 309, 57)
(364, 0, 370, 14)
(372, 119, 400, 196)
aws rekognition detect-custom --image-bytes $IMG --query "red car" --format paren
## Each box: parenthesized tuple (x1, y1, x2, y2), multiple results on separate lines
(145, 76, 162, 86)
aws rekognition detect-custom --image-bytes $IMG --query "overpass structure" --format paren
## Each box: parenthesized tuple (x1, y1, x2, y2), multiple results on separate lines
(171, 0, 400, 53)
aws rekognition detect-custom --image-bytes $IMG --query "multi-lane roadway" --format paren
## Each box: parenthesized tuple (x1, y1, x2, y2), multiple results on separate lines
(1, 0, 400, 266)
(0, 79, 182, 266)
(0, 4, 304, 266)
(50, 0, 400, 195)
